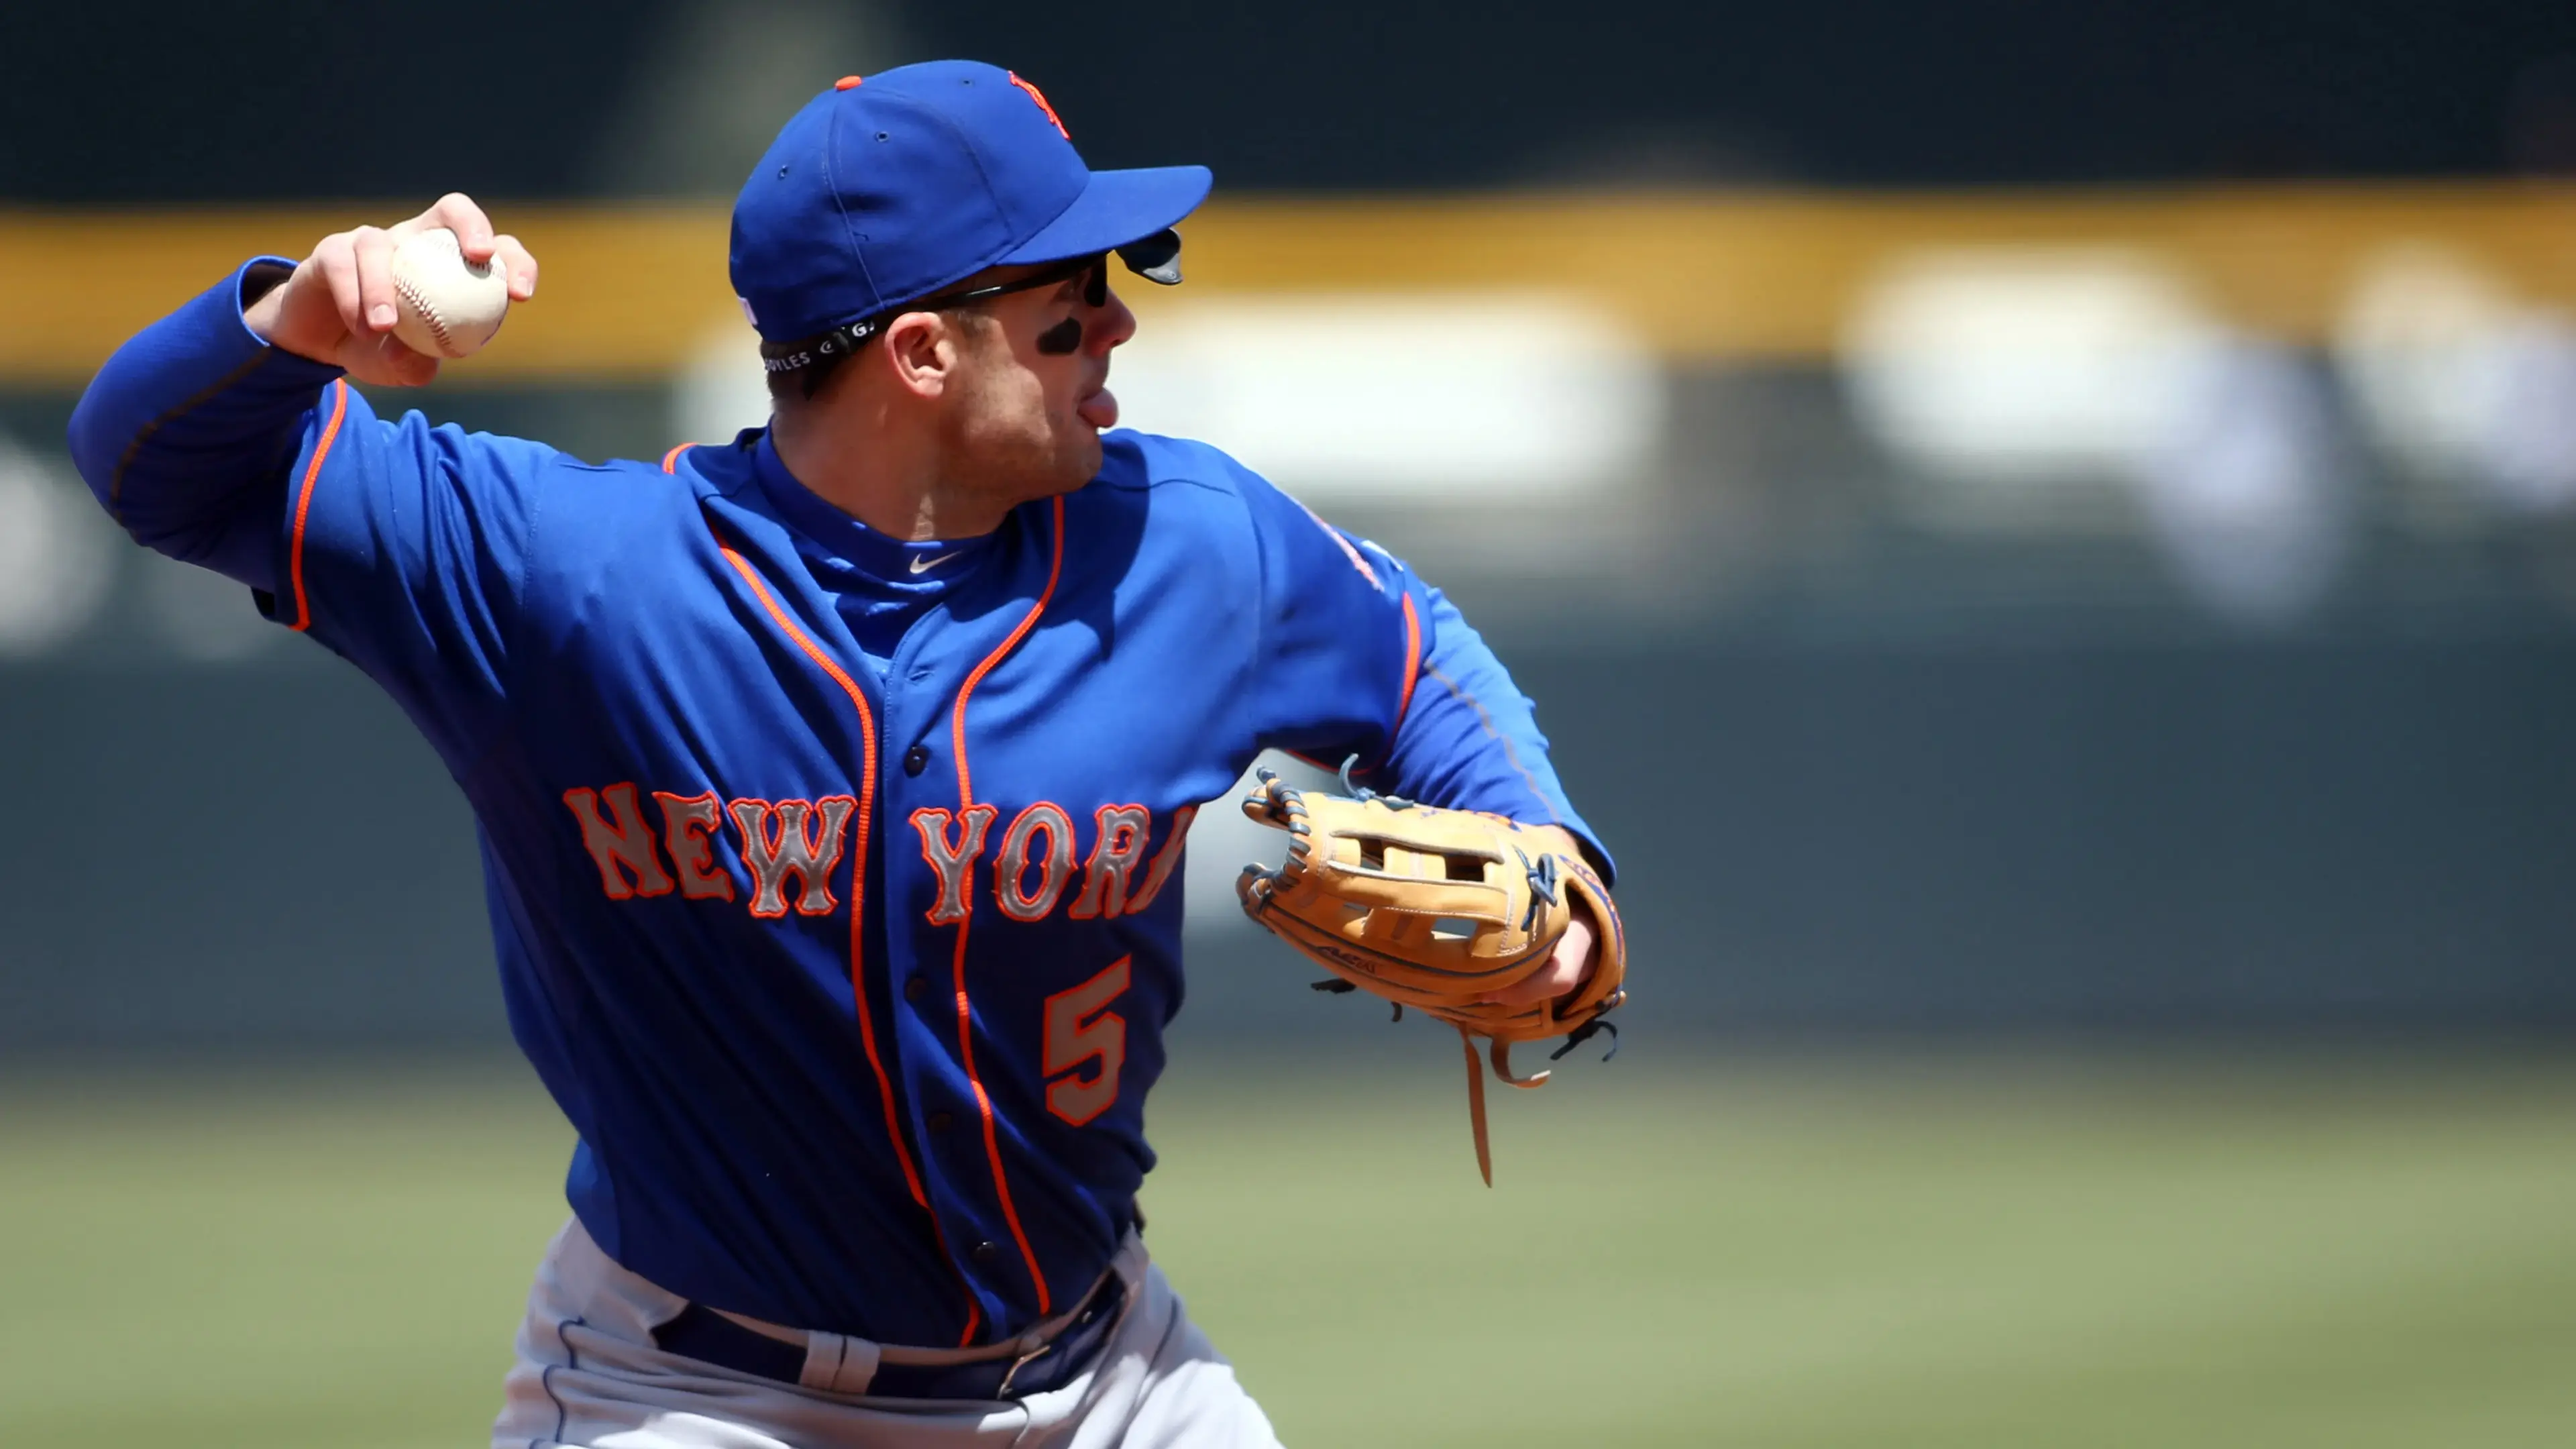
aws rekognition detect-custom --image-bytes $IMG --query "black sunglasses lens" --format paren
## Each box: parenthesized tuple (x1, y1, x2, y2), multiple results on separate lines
(1084, 260, 1108, 309)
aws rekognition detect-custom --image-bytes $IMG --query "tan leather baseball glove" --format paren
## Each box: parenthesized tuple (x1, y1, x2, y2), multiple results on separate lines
(1236, 765, 1627, 1183)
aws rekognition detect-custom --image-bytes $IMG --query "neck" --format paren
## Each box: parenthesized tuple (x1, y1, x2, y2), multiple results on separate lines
(769, 396, 1012, 541)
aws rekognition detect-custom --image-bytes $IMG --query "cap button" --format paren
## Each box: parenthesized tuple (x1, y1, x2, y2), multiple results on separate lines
(835, 74, 864, 91)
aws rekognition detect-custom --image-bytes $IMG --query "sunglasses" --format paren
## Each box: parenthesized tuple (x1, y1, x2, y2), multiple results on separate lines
(931, 251, 1110, 313)
(761, 229, 1183, 384)
(920, 253, 1108, 356)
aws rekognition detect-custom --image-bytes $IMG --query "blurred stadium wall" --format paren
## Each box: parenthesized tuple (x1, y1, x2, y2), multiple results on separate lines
(7, 1, 2576, 1050)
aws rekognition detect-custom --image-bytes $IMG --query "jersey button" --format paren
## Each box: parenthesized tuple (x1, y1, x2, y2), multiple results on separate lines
(928, 1110, 954, 1133)
(904, 976, 928, 1004)
(971, 1240, 1000, 1265)
(903, 744, 930, 776)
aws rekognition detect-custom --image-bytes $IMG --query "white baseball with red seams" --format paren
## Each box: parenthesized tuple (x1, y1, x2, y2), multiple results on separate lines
(390, 226, 510, 358)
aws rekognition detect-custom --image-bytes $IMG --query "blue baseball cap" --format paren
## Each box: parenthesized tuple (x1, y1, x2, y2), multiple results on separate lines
(730, 60, 1212, 348)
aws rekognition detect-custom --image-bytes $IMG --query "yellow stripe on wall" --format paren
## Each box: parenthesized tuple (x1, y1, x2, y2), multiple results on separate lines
(0, 205, 735, 386)
(6, 184, 2575, 386)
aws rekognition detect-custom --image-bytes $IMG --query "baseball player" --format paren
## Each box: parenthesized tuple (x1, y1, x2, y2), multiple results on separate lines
(67, 60, 1619, 1448)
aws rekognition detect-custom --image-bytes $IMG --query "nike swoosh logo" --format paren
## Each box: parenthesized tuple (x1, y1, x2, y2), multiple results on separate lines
(908, 551, 961, 575)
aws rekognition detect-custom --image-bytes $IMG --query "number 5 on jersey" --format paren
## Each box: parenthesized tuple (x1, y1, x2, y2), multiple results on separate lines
(1042, 956, 1131, 1126)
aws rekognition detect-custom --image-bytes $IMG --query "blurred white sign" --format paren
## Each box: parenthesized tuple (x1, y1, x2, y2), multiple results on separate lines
(2133, 341, 2349, 625)
(1110, 293, 1661, 503)
(2334, 244, 2576, 513)
(0, 439, 115, 658)
(1843, 249, 2225, 491)
(674, 318, 769, 454)
(2463, 316, 2576, 513)
(2333, 244, 2516, 478)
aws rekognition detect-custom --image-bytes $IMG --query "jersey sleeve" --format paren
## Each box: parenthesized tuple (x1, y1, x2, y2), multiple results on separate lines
(1379, 585, 1615, 882)
(1228, 464, 1421, 767)
(1225, 462, 1615, 883)
(68, 260, 549, 775)
(263, 379, 549, 769)
(68, 259, 330, 591)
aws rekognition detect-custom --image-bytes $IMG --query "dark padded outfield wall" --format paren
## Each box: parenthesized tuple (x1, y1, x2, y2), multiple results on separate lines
(9, 627, 2572, 1049)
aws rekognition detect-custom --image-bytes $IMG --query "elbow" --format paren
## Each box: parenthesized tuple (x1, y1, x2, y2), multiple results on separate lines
(65, 380, 134, 524)
(63, 370, 260, 563)
(64, 394, 208, 562)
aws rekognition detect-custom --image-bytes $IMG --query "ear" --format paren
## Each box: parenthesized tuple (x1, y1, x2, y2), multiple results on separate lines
(879, 311, 961, 399)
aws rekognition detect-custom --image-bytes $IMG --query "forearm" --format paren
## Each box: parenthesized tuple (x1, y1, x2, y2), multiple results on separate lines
(66, 260, 345, 589)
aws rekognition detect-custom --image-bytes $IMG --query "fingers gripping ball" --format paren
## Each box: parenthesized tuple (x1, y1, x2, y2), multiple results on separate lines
(390, 227, 511, 358)
(1236, 766, 1627, 1183)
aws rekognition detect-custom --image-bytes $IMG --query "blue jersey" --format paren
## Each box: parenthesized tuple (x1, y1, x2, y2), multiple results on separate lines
(68, 261, 1614, 1347)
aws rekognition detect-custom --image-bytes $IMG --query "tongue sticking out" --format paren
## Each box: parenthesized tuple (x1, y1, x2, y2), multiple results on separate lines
(1076, 388, 1119, 431)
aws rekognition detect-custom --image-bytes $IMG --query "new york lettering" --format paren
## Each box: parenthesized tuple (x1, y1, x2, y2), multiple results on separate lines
(564, 787, 1191, 926)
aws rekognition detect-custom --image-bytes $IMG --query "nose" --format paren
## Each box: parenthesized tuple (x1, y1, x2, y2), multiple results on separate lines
(1087, 285, 1138, 355)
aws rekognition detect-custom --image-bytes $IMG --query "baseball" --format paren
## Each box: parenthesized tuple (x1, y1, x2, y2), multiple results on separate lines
(390, 226, 511, 359)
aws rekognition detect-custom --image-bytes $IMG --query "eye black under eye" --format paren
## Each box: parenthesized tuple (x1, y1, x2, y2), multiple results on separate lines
(1036, 317, 1083, 355)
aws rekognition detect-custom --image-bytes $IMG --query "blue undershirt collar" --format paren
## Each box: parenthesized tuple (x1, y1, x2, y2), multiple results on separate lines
(750, 431, 991, 586)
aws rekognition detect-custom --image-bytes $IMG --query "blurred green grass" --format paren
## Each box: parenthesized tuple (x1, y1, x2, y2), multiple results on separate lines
(3, 1048, 2573, 1448)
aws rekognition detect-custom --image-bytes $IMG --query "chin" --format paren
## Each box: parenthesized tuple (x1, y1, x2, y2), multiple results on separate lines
(1053, 432, 1104, 491)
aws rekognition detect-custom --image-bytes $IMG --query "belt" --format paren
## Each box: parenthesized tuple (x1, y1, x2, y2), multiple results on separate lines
(651, 1265, 1128, 1401)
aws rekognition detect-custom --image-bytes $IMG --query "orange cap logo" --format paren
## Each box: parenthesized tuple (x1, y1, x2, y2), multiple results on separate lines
(1008, 72, 1069, 138)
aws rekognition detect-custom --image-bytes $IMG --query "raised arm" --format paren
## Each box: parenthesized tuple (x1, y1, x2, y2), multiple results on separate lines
(66, 196, 551, 776)
(67, 195, 537, 588)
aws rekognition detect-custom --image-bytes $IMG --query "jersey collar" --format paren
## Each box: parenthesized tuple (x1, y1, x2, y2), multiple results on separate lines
(750, 430, 991, 585)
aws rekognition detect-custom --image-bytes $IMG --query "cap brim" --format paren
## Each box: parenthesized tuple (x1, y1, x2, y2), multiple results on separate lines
(1000, 164, 1213, 268)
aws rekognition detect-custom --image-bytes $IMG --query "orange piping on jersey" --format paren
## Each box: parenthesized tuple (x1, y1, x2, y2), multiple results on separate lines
(706, 547, 898, 1171)
(285, 379, 350, 632)
(949, 496, 1066, 807)
(945, 494, 1067, 1320)
(1290, 496, 1381, 588)
(689, 480, 983, 1344)
(660, 441, 692, 472)
(1395, 591, 1424, 737)
(1305, 591, 1423, 781)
